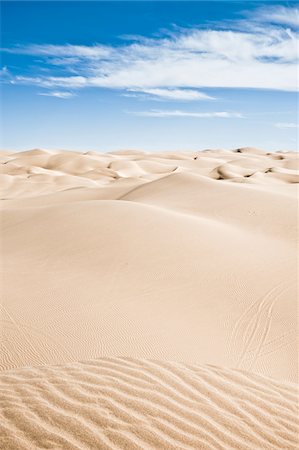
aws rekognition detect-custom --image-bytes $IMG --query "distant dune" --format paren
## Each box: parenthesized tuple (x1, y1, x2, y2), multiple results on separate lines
(1, 148, 298, 449)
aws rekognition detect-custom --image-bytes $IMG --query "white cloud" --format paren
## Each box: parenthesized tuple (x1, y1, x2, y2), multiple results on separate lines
(248, 5, 299, 28)
(37, 91, 75, 99)
(129, 110, 244, 118)
(0, 65, 11, 80)
(2, 6, 298, 93)
(0, 66, 8, 74)
(4, 44, 112, 58)
(15, 75, 87, 88)
(275, 122, 298, 129)
(126, 88, 215, 101)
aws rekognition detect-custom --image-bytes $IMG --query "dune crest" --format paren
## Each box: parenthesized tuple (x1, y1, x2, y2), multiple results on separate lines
(1, 148, 298, 201)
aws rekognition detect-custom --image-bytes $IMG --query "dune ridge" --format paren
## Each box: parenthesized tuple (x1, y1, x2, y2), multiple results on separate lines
(1, 148, 298, 201)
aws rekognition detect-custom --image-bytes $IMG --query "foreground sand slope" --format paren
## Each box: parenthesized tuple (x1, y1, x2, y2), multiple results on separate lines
(1, 148, 298, 382)
(1, 358, 298, 450)
(1, 148, 298, 449)
(1, 196, 297, 380)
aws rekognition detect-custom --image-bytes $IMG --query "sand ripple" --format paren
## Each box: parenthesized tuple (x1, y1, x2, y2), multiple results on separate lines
(1, 357, 298, 449)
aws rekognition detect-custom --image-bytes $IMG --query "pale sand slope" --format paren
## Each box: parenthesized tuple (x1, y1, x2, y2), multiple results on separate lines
(0, 148, 298, 448)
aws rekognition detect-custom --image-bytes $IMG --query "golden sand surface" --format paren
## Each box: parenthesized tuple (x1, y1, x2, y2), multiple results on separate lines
(1, 148, 298, 449)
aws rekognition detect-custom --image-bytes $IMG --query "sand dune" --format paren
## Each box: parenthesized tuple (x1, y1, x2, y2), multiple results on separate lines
(1, 358, 298, 450)
(1, 196, 297, 379)
(1, 148, 298, 201)
(1, 148, 298, 448)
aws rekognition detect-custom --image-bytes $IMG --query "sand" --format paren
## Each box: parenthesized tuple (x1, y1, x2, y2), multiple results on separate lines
(0, 148, 298, 449)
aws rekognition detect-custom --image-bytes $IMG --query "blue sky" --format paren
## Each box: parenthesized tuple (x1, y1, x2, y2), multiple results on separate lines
(1, 1, 298, 152)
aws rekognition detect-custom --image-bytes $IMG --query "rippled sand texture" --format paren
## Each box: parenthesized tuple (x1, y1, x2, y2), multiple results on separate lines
(1, 358, 298, 450)
(1, 148, 298, 449)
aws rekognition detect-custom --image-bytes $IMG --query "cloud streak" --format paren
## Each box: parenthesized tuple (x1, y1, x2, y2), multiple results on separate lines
(4, 44, 112, 58)
(38, 91, 75, 99)
(275, 122, 298, 129)
(246, 5, 299, 28)
(129, 110, 244, 118)
(2, 5, 298, 94)
(126, 88, 215, 101)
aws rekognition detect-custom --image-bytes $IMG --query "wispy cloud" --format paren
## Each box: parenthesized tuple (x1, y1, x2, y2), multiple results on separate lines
(246, 5, 299, 28)
(2, 5, 298, 94)
(275, 122, 298, 129)
(38, 91, 75, 99)
(126, 88, 215, 101)
(0, 65, 11, 80)
(129, 110, 244, 118)
(4, 44, 112, 58)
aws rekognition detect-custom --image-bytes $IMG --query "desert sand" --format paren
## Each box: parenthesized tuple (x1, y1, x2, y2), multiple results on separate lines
(0, 148, 298, 449)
